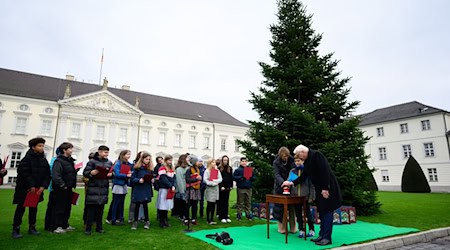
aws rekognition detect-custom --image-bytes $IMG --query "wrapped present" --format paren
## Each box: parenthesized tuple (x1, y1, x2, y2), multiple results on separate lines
(333, 209, 342, 225)
(340, 208, 350, 224)
(259, 203, 274, 220)
(251, 203, 260, 218)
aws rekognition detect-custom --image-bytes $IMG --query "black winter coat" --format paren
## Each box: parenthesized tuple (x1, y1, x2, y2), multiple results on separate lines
(83, 153, 113, 205)
(293, 149, 342, 213)
(13, 149, 51, 204)
(52, 155, 77, 190)
(272, 155, 294, 195)
(219, 167, 233, 190)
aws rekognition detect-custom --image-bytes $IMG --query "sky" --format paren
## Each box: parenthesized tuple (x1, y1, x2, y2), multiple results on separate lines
(1, 0, 449, 124)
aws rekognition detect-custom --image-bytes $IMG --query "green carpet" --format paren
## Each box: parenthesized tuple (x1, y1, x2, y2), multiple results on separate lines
(186, 221, 419, 249)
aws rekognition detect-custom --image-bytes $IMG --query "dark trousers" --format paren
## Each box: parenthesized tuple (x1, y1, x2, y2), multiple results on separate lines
(199, 186, 205, 217)
(52, 188, 72, 229)
(45, 191, 55, 230)
(111, 194, 126, 222)
(217, 189, 230, 220)
(206, 201, 216, 223)
(173, 198, 184, 217)
(134, 201, 149, 222)
(85, 204, 105, 230)
(319, 212, 333, 240)
(188, 199, 198, 220)
(13, 205, 37, 228)
(295, 202, 315, 231)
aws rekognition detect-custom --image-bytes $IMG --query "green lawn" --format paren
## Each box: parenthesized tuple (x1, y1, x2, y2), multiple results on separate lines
(359, 191, 450, 231)
(0, 189, 449, 249)
(0, 188, 262, 250)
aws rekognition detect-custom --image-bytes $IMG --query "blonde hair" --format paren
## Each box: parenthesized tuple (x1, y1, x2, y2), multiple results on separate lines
(206, 158, 216, 170)
(278, 146, 290, 157)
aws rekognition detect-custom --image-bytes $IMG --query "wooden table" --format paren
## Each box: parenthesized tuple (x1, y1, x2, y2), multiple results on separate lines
(266, 194, 307, 244)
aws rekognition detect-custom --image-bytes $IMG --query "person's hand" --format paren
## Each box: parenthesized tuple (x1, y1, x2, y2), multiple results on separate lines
(282, 181, 292, 187)
(151, 179, 155, 183)
(221, 187, 225, 191)
(36, 187, 44, 196)
(197, 175, 202, 180)
(91, 169, 99, 176)
(127, 173, 132, 178)
(0, 169, 6, 174)
(308, 198, 313, 203)
(321, 190, 329, 199)
(29, 187, 36, 193)
(107, 173, 113, 178)
(139, 178, 144, 183)
(172, 186, 175, 191)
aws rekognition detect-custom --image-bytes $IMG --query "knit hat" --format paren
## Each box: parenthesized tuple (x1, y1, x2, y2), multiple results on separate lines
(190, 157, 202, 166)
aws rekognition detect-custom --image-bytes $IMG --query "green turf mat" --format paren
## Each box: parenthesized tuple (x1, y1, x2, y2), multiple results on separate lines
(186, 221, 419, 249)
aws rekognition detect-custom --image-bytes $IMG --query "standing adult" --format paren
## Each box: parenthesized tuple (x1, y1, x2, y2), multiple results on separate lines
(11, 137, 51, 239)
(285, 145, 342, 246)
(272, 147, 296, 233)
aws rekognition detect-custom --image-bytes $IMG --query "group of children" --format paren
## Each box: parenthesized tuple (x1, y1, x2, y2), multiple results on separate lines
(11, 137, 258, 238)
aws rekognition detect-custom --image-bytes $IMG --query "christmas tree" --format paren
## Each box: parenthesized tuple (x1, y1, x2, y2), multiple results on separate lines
(239, 0, 381, 215)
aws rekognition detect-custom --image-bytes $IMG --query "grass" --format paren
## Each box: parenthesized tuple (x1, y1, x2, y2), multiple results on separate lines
(0, 189, 449, 249)
(359, 191, 450, 231)
(0, 188, 263, 250)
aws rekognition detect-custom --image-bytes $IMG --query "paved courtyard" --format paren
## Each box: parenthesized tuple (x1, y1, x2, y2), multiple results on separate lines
(396, 236, 450, 250)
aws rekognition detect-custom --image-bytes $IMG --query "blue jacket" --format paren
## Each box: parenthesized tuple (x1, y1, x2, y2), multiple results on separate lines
(158, 166, 176, 189)
(131, 166, 153, 203)
(113, 161, 133, 186)
(199, 165, 206, 189)
(233, 165, 256, 189)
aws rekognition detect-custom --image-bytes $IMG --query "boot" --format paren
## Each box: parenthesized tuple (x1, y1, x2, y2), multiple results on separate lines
(12, 226, 23, 239)
(164, 217, 171, 227)
(28, 225, 40, 235)
(85, 224, 92, 235)
(159, 217, 165, 228)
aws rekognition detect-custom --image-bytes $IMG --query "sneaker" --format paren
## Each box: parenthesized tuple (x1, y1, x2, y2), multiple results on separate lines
(84, 230, 91, 235)
(65, 226, 76, 231)
(208, 221, 217, 225)
(237, 213, 242, 221)
(307, 230, 315, 237)
(127, 219, 133, 224)
(105, 219, 111, 225)
(183, 220, 189, 226)
(131, 222, 138, 230)
(246, 216, 253, 221)
(298, 230, 305, 238)
(144, 221, 150, 229)
(221, 219, 227, 223)
(191, 219, 198, 225)
(226, 219, 232, 223)
(53, 227, 66, 234)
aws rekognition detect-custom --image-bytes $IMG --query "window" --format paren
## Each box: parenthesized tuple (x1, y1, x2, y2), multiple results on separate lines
(189, 135, 196, 148)
(204, 136, 210, 149)
(10, 151, 22, 168)
(421, 120, 431, 131)
(8, 177, 17, 184)
(381, 170, 389, 182)
(379, 147, 387, 160)
(15, 117, 27, 134)
(428, 168, 438, 182)
(175, 133, 181, 147)
(158, 132, 166, 146)
(235, 140, 240, 152)
(376, 127, 384, 137)
(424, 143, 434, 157)
(96, 125, 105, 140)
(400, 123, 408, 133)
(71, 122, 81, 138)
(119, 128, 128, 142)
(141, 130, 149, 144)
(402, 145, 412, 158)
(221, 138, 227, 151)
(233, 161, 240, 169)
(40, 120, 52, 136)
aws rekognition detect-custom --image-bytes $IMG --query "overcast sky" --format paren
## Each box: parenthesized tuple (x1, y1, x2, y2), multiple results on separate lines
(1, 0, 449, 123)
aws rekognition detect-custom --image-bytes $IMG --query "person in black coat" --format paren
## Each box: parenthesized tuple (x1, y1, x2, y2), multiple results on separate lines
(272, 147, 296, 233)
(11, 137, 51, 239)
(83, 145, 113, 235)
(217, 155, 233, 223)
(285, 145, 342, 246)
(0, 157, 8, 184)
(50, 142, 77, 233)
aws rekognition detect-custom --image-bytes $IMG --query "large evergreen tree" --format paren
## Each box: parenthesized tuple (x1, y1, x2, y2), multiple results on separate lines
(239, 0, 381, 215)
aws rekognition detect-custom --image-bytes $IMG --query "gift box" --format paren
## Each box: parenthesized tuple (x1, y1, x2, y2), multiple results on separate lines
(251, 203, 260, 218)
(333, 209, 342, 225)
(259, 203, 274, 220)
(340, 208, 350, 224)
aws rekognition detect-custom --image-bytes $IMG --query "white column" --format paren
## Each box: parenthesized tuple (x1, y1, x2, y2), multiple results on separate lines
(109, 120, 118, 152)
(56, 114, 68, 143)
(130, 122, 138, 154)
(83, 118, 93, 162)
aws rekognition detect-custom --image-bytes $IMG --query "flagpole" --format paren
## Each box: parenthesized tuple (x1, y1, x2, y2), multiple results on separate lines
(99, 48, 104, 84)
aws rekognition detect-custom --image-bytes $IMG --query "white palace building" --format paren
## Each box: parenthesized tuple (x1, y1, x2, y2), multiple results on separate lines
(0, 68, 248, 184)
(359, 101, 450, 192)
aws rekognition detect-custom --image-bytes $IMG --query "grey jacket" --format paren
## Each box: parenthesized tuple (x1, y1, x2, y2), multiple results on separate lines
(203, 168, 223, 202)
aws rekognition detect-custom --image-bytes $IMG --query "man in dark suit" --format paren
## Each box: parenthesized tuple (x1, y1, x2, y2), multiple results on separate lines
(284, 145, 342, 246)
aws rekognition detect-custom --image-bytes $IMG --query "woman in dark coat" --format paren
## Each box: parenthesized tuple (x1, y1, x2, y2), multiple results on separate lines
(12, 137, 51, 239)
(288, 145, 342, 246)
(272, 147, 295, 233)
